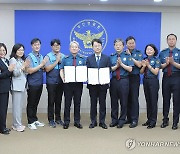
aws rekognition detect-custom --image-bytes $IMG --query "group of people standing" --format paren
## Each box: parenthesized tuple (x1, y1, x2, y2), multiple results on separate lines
(0, 33, 179, 135)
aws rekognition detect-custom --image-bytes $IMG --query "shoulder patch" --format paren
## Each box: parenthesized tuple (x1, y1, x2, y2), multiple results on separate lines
(110, 53, 116, 56)
(136, 50, 141, 53)
(129, 57, 132, 61)
(79, 55, 84, 58)
(124, 52, 129, 55)
(156, 60, 160, 64)
(161, 48, 168, 52)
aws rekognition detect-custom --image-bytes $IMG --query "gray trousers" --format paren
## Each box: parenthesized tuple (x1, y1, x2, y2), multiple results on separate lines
(12, 91, 25, 128)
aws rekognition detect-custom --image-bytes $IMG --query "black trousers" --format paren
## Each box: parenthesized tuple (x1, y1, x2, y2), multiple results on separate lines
(27, 85, 43, 124)
(162, 73, 180, 124)
(143, 78, 159, 125)
(127, 74, 140, 123)
(0, 93, 9, 132)
(110, 77, 129, 125)
(89, 85, 107, 124)
(64, 82, 83, 125)
(46, 83, 64, 122)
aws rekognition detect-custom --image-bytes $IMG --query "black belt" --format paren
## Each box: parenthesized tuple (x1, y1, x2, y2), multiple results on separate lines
(129, 74, 140, 77)
(144, 76, 158, 79)
(163, 72, 180, 77)
(112, 76, 129, 79)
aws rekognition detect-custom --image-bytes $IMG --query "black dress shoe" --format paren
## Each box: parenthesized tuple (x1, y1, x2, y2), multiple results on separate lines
(147, 124, 155, 129)
(160, 122, 169, 128)
(63, 124, 69, 129)
(117, 123, 124, 128)
(55, 120, 64, 126)
(99, 123, 108, 129)
(129, 122, 138, 128)
(74, 123, 83, 129)
(0, 129, 10, 135)
(89, 123, 97, 129)
(125, 120, 131, 124)
(172, 124, 178, 130)
(142, 122, 149, 126)
(109, 123, 117, 127)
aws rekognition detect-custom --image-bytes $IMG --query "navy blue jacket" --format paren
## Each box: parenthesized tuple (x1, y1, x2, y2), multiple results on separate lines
(86, 53, 110, 90)
(0, 59, 12, 93)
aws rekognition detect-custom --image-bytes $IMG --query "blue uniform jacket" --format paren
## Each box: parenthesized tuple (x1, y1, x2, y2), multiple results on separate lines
(159, 47, 180, 73)
(110, 51, 134, 77)
(60, 54, 86, 69)
(130, 49, 143, 75)
(144, 56, 160, 78)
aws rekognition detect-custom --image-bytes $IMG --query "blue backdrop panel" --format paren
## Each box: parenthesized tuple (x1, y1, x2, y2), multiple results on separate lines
(15, 10, 161, 57)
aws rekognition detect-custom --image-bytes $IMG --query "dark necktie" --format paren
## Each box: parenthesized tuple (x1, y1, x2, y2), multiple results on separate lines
(167, 50, 173, 76)
(73, 57, 76, 66)
(5, 59, 9, 65)
(96, 56, 100, 67)
(116, 54, 120, 80)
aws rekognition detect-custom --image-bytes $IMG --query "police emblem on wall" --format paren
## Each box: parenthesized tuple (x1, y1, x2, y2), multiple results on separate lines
(70, 19, 108, 57)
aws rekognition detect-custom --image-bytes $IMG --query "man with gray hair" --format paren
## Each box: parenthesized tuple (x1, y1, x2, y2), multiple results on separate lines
(60, 41, 86, 129)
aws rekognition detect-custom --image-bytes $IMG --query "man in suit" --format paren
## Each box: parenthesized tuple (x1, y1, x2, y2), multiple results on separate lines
(0, 43, 15, 135)
(87, 39, 110, 129)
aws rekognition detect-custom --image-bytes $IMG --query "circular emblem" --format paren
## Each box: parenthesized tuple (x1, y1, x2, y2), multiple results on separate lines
(70, 19, 108, 57)
(151, 61, 155, 65)
(125, 138, 136, 150)
(175, 53, 178, 56)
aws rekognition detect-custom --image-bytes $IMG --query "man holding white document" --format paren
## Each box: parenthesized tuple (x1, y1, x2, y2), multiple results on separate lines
(60, 41, 86, 129)
(87, 39, 110, 129)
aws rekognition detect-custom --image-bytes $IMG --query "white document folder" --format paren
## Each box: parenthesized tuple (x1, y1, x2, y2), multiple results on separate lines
(64, 66, 87, 83)
(99, 67, 110, 84)
(76, 66, 87, 82)
(64, 66, 75, 82)
(88, 68, 99, 84)
(88, 67, 110, 85)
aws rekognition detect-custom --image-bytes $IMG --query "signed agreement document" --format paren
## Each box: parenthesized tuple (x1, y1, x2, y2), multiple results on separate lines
(76, 66, 87, 82)
(64, 66, 87, 82)
(88, 67, 110, 85)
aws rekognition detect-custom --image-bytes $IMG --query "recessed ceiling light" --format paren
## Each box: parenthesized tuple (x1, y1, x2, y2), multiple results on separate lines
(154, 0, 162, 2)
(100, 0, 108, 2)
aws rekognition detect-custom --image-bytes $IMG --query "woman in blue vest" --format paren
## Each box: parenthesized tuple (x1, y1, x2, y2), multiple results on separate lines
(44, 39, 65, 128)
(140, 44, 160, 129)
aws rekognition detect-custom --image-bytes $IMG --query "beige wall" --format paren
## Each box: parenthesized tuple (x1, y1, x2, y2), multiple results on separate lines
(0, 4, 179, 113)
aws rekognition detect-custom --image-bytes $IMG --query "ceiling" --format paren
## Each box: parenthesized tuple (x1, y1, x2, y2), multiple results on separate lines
(0, 0, 180, 7)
